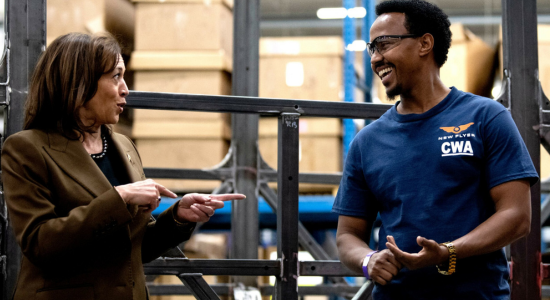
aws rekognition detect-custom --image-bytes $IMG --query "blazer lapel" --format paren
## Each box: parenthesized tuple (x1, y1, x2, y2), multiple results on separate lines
(44, 131, 112, 198)
(110, 133, 143, 183)
(109, 133, 143, 217)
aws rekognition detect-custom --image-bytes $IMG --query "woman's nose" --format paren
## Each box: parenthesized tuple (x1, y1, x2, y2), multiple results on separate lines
(120, 81, 129, 97)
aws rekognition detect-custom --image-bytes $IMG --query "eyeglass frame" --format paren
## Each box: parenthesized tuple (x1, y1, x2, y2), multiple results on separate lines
(366, 34, 421, 57)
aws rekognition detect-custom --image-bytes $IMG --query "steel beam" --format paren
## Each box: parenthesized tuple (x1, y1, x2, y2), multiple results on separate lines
(230, 0, 260, 288)
(299, 261, 360, 277)
(502, 0, 542, 299)
(275, 113, 300, 300)
(177, 274, 221, 300)
(259, 183, 347, 285)
(1, 1, 45, 299)
(144, 259, 280, 276)
(144, 167, 342, 185)
(147, 283, 361, 297)
(260, 171, 342, 185)
(144, 258, 359, 277)
(126, 91, 392, 119)
(148, 284, 231, 296)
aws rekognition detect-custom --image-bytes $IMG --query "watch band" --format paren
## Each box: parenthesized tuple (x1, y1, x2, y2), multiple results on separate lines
(436, 242, 456, 275)
(361, 251, 378, 279)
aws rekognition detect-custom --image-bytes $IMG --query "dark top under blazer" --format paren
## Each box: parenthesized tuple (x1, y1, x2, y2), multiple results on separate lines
(1, 128, 195, 300)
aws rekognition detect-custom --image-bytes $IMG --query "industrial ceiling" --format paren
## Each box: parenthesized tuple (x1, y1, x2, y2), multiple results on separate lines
(260, 0, 550, 45)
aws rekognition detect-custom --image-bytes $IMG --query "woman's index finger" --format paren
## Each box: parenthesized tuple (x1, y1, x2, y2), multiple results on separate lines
(211, 194, 246, 201)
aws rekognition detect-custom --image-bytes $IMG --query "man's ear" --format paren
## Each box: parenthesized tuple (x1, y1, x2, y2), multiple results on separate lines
(418, 33, 435, 57)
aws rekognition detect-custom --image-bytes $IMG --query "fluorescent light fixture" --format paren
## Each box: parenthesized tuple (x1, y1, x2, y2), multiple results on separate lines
(286, 62, 305, 87)
(317, 7, 367, 19)
(348, 7, 367, 18)
(346, 40, 367, 52)
(317, 7, 348, 19)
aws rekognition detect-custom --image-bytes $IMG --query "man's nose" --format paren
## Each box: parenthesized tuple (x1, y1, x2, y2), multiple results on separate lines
(370, 50, 383, 68)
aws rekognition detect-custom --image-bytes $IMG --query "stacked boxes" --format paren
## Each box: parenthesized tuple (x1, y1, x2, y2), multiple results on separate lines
(259, 36, 343, 101)
(47, 0, 135, 48)
(130, 0, 233, 192)
(259, 37, 344, 193)
(535, 25, 550, 180)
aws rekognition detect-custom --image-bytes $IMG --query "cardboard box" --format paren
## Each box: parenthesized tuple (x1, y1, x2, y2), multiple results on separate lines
(149, 273, 217, 300)
(130, 52, 232, 122)
(375, 23, 496, 103)
(539, 25, 550, 107)
(47, 0, 135, 50)
(259, 118, 342, 193)
(183, 233, 227, 259)
(259, 136, 342, 173)
(132, 119, 231, 140)
(259, 37, 344, 101)
(136, 138, 229, 192)
(133, 0, 233, 58)
(259, 117, 341, 137)
(537, 25, 550, 180)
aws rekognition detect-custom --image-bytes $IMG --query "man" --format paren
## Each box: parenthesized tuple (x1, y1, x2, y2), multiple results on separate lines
(332, 0, 538, 299)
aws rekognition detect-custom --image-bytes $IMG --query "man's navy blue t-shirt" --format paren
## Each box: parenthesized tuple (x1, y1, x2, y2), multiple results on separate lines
(332, 87, 538, 299)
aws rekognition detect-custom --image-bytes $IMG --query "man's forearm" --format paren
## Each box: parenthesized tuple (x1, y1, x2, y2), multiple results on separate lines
(452, 180, 531, 259)
(337, 232, 375, 273)
(452, 207, 530, 259)
(336, 215, 375, 273)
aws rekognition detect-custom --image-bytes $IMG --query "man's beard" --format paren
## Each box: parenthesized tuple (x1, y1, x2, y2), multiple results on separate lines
(386, 84, 402, 101)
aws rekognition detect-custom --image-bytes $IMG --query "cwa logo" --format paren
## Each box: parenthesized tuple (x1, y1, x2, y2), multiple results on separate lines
(441, 141, 473, 156)
(439, 122, 475, 157)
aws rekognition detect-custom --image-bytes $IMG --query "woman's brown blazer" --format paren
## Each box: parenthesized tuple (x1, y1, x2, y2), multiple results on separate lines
(1, 129, 195, 300)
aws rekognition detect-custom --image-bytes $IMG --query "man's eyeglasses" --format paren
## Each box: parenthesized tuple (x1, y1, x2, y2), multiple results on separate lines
(367, 34, 419, 57)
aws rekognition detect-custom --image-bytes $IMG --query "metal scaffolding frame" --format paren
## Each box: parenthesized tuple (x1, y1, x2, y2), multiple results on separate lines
(0, 0, 547, 299)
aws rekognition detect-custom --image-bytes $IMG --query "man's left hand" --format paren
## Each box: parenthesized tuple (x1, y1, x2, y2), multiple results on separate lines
(176, 193, 246, 223)
(385, 235, 449, 270)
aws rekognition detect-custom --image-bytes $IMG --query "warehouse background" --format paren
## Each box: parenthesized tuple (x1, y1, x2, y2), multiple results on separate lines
(0, 0, 549, 299)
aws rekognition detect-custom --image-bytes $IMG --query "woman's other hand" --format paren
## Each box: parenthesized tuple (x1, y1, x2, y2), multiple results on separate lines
(114, 179, 177, 213)
(176, 193, 246, 223)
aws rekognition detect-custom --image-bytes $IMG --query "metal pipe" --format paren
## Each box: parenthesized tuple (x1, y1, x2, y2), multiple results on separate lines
(502, 0, 542, 299)
(275, 113, 300, 299)
(230, 0, 260, 288)
(126, 91, 392, 119)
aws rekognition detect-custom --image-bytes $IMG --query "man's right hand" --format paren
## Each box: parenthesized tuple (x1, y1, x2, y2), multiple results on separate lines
(367, 249, 402, 285)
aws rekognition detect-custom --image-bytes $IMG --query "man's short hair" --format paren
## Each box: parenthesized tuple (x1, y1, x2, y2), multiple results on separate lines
(376, 0, 452, 67)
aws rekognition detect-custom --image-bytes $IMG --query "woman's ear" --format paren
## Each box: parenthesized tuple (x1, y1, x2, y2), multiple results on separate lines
(418, 33, 435, 58)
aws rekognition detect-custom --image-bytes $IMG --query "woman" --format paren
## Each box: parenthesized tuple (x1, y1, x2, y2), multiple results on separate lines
(1, 32, 245, 300)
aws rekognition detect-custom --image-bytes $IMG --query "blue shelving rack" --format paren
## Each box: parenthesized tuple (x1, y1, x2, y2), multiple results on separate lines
(342, 0, 376, 160)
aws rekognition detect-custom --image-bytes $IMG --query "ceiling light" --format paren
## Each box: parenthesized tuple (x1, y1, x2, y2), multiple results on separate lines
(348, 7, 367, 18)
(317, 7, 366, 19)
(317, 7, 348, 19)
(345, 40, 367, 52)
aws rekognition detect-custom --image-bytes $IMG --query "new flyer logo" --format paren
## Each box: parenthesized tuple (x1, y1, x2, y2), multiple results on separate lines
(439, 122, 475, 157)
(439, 122, 474, 134)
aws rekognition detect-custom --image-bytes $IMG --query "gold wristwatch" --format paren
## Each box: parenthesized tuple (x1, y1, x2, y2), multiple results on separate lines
(436, 242, 456, 275)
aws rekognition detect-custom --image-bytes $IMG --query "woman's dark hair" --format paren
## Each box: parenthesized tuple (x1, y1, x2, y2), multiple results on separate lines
(376, 0, 452, 67)
(24, 32, 121, 138)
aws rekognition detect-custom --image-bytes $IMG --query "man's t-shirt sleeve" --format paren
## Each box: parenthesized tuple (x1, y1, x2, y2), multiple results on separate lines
(483, 109, 539, 188)
(332, 137, 379, 218)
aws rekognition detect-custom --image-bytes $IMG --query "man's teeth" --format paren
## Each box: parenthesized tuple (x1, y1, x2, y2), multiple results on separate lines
(378, 67, 392, 78)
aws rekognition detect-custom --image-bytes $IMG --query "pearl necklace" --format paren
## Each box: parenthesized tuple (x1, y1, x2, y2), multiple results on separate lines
(90, 135, 108, 159)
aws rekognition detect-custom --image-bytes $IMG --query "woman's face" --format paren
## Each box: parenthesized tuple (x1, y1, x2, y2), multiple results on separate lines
(79, 54, 128, 129)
